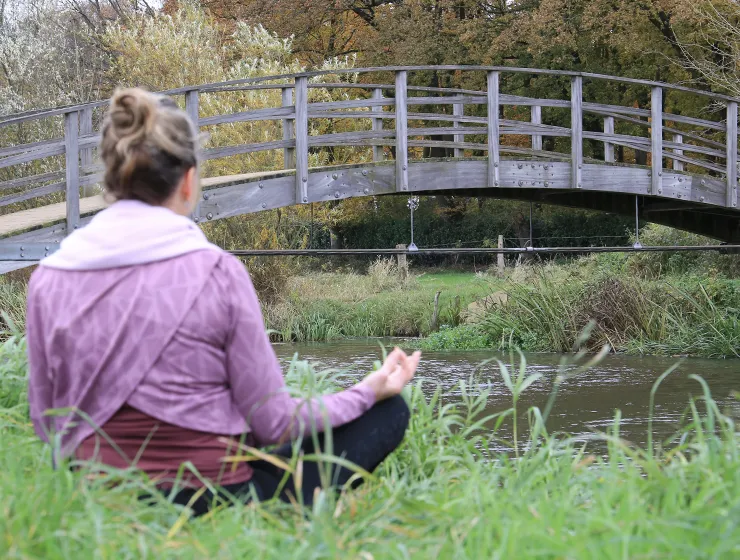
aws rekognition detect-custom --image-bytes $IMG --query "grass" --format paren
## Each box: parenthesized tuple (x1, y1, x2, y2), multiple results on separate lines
(422, 258, 740, 358)
(1, 325, 739, 558)
(264, 265, 492, 342)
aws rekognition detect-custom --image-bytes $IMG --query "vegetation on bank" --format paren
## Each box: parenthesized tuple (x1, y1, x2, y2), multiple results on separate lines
(1, 326, 738, 558)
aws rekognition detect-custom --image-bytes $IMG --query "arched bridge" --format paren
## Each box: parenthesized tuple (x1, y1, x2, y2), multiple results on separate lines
(2, 65, 740, 273)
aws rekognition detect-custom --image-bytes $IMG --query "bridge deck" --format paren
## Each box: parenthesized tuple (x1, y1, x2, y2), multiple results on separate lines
(0, 172, 281, 237)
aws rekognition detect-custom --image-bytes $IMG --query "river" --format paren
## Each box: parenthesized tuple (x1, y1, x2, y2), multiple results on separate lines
(275, 339, 740, 452)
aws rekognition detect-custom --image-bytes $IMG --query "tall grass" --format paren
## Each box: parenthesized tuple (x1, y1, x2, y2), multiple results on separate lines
(0, 323, 739, 557)
(424, 265, 740, 358)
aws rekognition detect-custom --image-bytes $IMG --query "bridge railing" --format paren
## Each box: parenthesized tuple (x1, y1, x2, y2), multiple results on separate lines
(1, 66, 738, 237)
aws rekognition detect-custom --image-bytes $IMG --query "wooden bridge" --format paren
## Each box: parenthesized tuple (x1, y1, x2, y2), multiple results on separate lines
(1, 66, 740, 274)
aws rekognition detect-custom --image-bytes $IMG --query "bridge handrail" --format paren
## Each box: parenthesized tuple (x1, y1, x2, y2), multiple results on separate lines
(1, 65, 738, 238)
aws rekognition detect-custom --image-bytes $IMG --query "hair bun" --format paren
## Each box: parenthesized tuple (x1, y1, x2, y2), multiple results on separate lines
(108, 88, 158, 147)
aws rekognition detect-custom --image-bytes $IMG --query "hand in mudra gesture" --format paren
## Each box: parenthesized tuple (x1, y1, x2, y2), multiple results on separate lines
(361, 347, 421, 401)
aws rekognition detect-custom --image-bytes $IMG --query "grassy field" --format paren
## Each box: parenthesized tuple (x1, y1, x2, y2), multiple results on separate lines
(264, 263, 493, 342)
(1, 328, 739, 558)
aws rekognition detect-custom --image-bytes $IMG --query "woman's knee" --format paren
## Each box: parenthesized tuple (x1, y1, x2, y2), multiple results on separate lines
(376, 395, 410, 435)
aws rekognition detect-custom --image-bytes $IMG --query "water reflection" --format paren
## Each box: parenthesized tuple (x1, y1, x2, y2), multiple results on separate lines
(275, 340, 740, 452)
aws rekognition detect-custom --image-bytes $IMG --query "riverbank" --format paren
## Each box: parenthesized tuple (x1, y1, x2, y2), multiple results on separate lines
(1, 331, 738, 557)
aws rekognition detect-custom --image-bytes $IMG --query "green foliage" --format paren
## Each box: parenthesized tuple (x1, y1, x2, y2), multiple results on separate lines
(419, 324, 492, 351)
(0, 336, 739, 557)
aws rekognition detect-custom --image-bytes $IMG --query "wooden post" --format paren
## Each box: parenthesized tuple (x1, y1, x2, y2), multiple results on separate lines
(497, 234, 505, 275)
(604, 116, 615, 163)
(531, 105, 542, 152)
(79, 106, 94, 197)
(453, 101, 464, 158)
(672, 134, 684, 171)
(282, 87, 295, 169)
(727, 101, 738, 208)
(571, 76, 583, 189)
(185, 90, 201, 221)
(185, 89, 199, 128)
(651, 86, 663, 196)
(487, 71, 500, 187)
(395, 71, 408, 192)
(395, 244, 408, 281)
(372, 88, 384, 162)
(64, 110, 80, 234)
(295, 76, 309, 204)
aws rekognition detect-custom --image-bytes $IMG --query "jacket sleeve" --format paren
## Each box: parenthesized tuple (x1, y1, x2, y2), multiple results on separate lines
(26, 273, 53, 443)
(221, 256, 376, 447)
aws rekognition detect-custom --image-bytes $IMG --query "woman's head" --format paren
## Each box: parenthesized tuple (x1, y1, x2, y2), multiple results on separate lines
(100, 88, 200, 215)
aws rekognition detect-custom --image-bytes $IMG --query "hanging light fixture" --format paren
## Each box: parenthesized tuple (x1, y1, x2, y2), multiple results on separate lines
(407, 196, 420, 251)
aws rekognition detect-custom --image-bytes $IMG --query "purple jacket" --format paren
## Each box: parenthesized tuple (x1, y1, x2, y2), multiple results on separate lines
(27, 250, 375, 460)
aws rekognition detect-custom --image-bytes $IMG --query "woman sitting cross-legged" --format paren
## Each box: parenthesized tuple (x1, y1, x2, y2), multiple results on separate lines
(26, 87, 421, 516)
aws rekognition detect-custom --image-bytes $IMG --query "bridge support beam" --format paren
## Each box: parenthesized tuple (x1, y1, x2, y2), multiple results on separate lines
(395, 71, 408, 192)
(604, 116, 615, 163)
(295, 76, 309, 203)
(487, 71, 500, 187)
(531, 105, 542, 153)
(570, 76, 583, 189)
(651, 87, 663, 196)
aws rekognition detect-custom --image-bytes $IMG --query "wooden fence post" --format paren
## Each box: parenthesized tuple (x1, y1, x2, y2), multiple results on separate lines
(295, 75, 309, 204)
(604, 116, 615, 163)
(487, 71, 500, 187)
(453, 101, 464, 158)
(727, 101, 737, 208)
(497, 235, 505, 275)
(571, 76, 583, 189)
(282, 87, 296, 169)
(372, 88, 384, 162)
(79, 107, 94, 197)
(651, 86, 663, 196)
(395, 244, 408, 281)
(395, 71, 408, 192)
(531, 105, 542, 152)
(672, 134, 684, 171)
(64, 110, 80, 234)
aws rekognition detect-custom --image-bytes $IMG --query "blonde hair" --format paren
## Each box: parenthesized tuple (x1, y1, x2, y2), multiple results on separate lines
(100, 88, 198, 204)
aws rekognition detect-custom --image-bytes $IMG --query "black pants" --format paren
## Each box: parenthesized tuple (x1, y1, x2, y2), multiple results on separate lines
(165, 395, 410, 516)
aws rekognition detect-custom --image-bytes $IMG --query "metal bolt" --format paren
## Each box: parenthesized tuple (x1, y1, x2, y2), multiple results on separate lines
(734, 202, 737, 207)
(302, 177, 307, 183)
(531, 164, 536, 169)
(207, 212, 213, 220)
(362, 170, 368, 176)
(544, 165, 549, 170)
(303, 197, 308, 203)
(658, 189, 663, 194)
(19, 246, 23, 251)
(677, 194, 681, 199)
(332, 173, 338, 180)
(45, 246, 49, 251)
(517, 164, 523, 169)
(518, 180, 523, 186)
(261, 203, 267, 209)
(259, 183, 264, 189)
(203, 193, 210, 200)
(20, 253, 24, 258)
(658, 172, 662, 177)
(494, 181, 500, 187)
(544, 181, 550, 187)
(363, 188, 370, 194)
(701, 180, 706, 186)
(577, 183, 582, 188)
(402, 165, 407, 171)
(578, 164, 583, 170)
(700, 196, 705, 202)
(334, 191, 340, 198)
(494, 163, 499, 168)
(403, 185, 408, 190)
(194, 217, 200, 223)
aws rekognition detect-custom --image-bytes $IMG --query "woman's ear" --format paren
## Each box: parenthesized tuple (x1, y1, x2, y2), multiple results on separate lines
(181, 167, 200, 210)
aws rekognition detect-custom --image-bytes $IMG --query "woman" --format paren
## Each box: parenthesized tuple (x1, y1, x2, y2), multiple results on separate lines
(26, 88, 420, 515)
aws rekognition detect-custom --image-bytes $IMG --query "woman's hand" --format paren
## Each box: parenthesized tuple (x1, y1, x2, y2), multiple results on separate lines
(361, 347, 421, 402)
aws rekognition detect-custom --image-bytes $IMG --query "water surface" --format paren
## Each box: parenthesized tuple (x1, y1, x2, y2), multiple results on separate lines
(275, 339, 740, 452)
